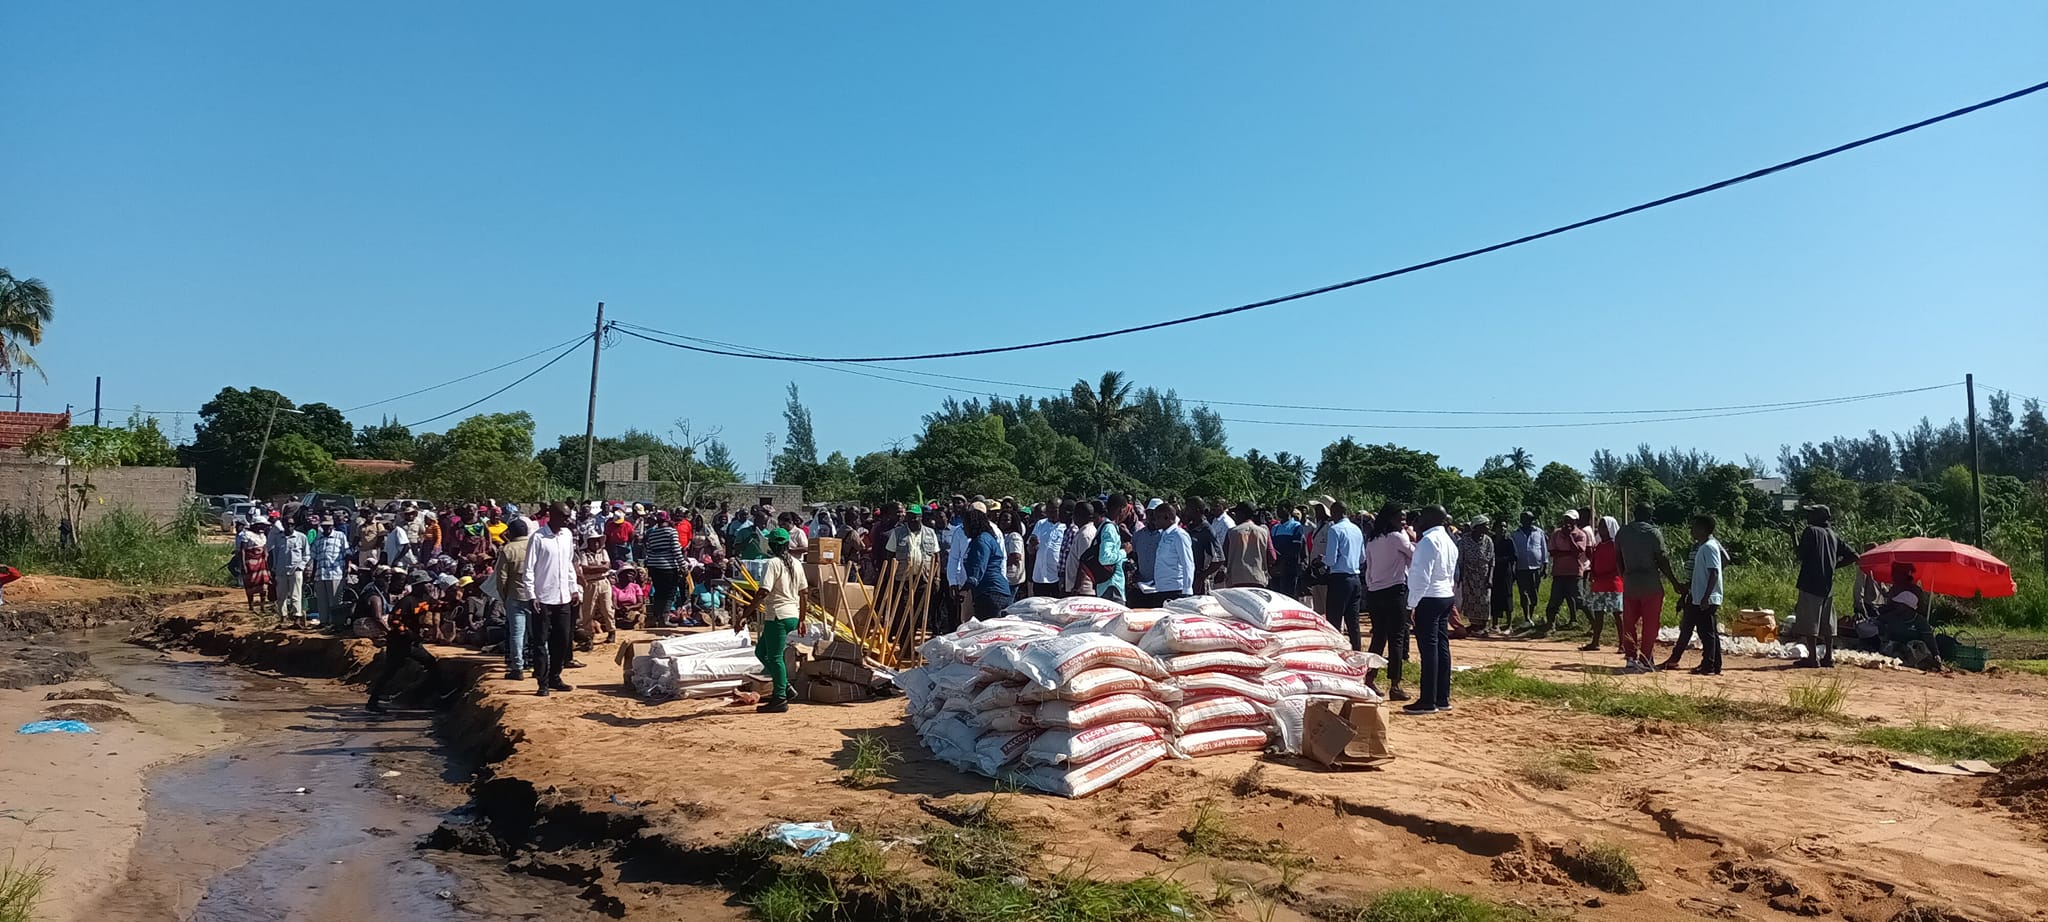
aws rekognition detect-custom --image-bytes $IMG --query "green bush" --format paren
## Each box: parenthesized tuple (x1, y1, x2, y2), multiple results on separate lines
(1, 507, 229, 587)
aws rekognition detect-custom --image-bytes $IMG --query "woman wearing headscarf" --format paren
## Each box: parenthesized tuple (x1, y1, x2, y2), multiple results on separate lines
(743, 527, 807, 713)
(1585, 516, 1625, 657)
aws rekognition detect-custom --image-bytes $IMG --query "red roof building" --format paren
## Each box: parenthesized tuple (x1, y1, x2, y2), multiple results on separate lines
(0, 411, 70, 452)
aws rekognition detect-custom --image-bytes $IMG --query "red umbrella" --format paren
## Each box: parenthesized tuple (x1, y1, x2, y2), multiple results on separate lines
(1858, 537, 2015, 599)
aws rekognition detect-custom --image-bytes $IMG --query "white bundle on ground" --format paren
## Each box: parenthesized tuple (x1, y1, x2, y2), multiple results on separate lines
(1654, 627, 1902, 668)
(632, 629, 765, 699)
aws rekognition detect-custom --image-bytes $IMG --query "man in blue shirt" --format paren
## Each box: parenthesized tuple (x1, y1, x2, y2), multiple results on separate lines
(1320, 500, 1366, 651)
(960, 504, 1014, 620)
(1510, 511, 1549, 629)
(1269, 507, 1306, 598)
(1090, 497, 1129, 604)
(311, 517, 350, 633)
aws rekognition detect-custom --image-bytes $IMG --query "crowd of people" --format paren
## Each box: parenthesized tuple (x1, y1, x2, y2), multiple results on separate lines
(227, 490, 1942, 716)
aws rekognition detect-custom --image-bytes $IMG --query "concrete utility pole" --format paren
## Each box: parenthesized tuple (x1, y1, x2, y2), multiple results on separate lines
(249, 404, 303, 498)
(92, 376, 102, 427)
(581, 301, 605, 499)
(1966, 373, 1984, 545)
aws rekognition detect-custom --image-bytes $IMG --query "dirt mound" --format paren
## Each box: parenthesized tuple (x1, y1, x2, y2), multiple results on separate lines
(44, 701, 133, 723)
(1981, 750, 2048, 840)
(45, 687, 122, 701)
(0, 643, 94, 689)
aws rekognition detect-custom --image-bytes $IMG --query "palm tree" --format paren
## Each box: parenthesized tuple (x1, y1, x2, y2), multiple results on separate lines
(1070, 371, 1136, 452)
(1507, 446, 1534, 476)
(0, 269, 54, 379)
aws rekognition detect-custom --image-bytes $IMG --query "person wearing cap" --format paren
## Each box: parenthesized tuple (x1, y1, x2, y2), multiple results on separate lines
(1454, 516, 1497, 637)
(366, 571, 458, 714)
(312, 517, 350, 633)
(741, 527, 807, 712)
(1789, 504, 1859, 668)
(576, 533, 618, 646)
(1027, 500, 1068, 599)
(960, 504, 1014, 620)
(1539, 510, 1589, 633)
(885, 506, 940, 584)
(1509, 511, 1548, 629)
(520, 503, 584, 695)
(494, 517, 534, 680)
(1128, 506, 1162, 605)
(1616, 503, 1684, 673)
(1222, 501, 1272, 590)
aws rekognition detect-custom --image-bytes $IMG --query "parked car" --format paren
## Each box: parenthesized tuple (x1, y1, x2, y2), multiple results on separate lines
(220, 502, 266, 532)
(299, 493, 358, 518)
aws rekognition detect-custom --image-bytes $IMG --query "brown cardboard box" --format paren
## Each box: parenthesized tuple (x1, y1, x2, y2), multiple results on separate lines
(615, 640, 652, 688)
(740, 674, 773, 695)
(804, 675, 870, 704)
(799, 657, 874, 685)
(1302, 700, 1393, 770)
(819, 580, 872, 619)
(814, 638, 866, 664)
(809, 537, 842, 564)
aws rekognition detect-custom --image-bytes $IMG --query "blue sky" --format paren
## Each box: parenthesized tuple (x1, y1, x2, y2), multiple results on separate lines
(7, 2, 2045, 479)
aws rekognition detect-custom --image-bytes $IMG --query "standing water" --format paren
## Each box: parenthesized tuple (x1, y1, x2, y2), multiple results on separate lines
(74, 638, 609, 922)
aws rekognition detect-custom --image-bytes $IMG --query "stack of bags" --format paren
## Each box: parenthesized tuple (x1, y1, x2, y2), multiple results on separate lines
(1168, 589, 1385, 756)
(628, 629, 781, 699)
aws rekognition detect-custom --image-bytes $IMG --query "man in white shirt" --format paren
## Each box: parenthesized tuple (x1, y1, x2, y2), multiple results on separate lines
(1404, 505, 1460, 715)
(1061, 500, 1100, 597)
(384, 514, 414, 569)
(1139, 502, 1195, 605)
(521, 502, 584, 697)
(1029, 504, 1068, 598)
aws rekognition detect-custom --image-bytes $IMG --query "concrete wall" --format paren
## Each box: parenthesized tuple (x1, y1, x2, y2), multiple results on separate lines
(0, 460, 197, 527)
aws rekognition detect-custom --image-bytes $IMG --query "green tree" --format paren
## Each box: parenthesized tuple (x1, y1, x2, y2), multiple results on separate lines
(0, 268, 55, 377)
(1531, 462, 1587, 511)
(409, 412, 547, 500)
(1790, 464, 1860, 521)
(183, 387, 324, 494)
(773, 383, 820, 485)
(1612, 464, 1668, 505)
(1314, 439, 1443, 507)
(1183, 448, 1254, 504)
(1011, 413, 1100, 496)
(1070, 371, 1137, 452)
(353, 417, 417, 460)
(297, 403, 354, 459)
(259, 433, 339, 496)
(121, 412, 180, 466)
(906, 415, 1026, 498)
(1691, 464, 1752, 526)
(810, 451, 858, 501)
(1506, 446, 1534, 476)
(24, 425, 144, 526)
(852, 451, 915, 504)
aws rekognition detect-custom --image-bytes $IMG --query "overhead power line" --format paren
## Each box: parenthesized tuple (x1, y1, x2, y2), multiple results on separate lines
(402, 333, 594, 428)
(621, 79, 2048, 364)
(614, 321, 1958, 420)
(344, 333, 592, 414)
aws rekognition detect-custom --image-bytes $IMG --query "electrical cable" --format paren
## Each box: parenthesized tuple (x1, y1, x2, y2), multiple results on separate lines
(342, 333, 592, 414)
(614, 321, 1958, 419)
(401, 333, 593, 428)
(1982, 383, 2045, 406)
(616, 79, 2048, 364)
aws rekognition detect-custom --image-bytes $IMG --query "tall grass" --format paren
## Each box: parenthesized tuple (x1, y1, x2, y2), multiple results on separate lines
(0, 853, 50, 922)
(0, 507, 229, 587)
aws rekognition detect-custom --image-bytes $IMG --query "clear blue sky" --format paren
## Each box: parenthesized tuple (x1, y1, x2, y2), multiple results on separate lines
(7, 2, 2045, 479)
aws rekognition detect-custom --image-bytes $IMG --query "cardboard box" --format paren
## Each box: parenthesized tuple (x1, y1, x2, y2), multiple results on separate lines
(803, 675, 870, 704)
(740, 673, 773, 695)
(615, 640, 652, 688)
(1302, 700, 1393, 770)
(814, 638, 866, 664)
(809, 537, 842, 564)
(819, 580, 872, 620)
(799, 657, 874, 685)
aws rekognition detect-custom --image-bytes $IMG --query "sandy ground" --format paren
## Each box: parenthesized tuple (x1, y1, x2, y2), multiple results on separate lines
(0, 672, 233, 921)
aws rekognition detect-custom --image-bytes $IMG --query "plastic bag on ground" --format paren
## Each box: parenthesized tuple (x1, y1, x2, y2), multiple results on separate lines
(1011, 740, 1172, 798)
(979, 633, 1166, 689)
(771, 821, 850, 857)
(1022, 721, 1165, 766)
(1172, 694, 1275, 734)
(1174, 726, 1271, 759)
(1017, 666, 1182, 704)
(1161, 650, 1270, 677)
(1136, 613, 1277, 656)
(1034, 692, 1175, 729)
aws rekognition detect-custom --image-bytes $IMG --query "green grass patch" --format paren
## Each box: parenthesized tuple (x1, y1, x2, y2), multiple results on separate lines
(1353, 887, 1554, 922)
(1785, 674, 1851, 718)
(0, 507, 230, 587)
(920, 820, 1040, 881)
(944, 871, 1205, 922)
(1180, 801, 1306, 869)
(1555, 841, 1644, 894)
(1999, 659, 2048, 677)
(1452, 660, 1803, 724)
(750, 874, 838, 922)
(843, 732, 901, 787)
(0, 854, 51, 922)
(1854, 720, 2047, 764)
(1513, 748, 1599, 791)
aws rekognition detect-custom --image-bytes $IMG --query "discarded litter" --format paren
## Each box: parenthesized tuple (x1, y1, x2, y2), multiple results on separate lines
(18, 720, 93, 734)
(769, 821, 851, 857)
(380, 770, 402, 778)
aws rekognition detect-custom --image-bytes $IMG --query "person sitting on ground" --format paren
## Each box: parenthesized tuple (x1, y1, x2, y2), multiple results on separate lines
(1876, 563, 1939, 669)
(612, 567, 649, 628)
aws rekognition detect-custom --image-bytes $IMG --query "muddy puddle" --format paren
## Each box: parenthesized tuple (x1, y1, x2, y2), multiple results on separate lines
(73, 637, 612, 922)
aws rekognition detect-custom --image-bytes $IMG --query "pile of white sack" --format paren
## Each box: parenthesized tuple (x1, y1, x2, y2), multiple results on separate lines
(896, 588, 1383, 798)
(628, 625, 833, 699)
(1656, 626, 1903, 669)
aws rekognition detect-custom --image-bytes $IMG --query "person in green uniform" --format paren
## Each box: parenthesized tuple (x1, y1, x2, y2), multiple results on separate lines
(743, 527, 808, 713)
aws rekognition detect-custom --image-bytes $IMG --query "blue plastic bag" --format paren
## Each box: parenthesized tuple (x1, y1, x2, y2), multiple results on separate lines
(19, 720, 94, 735)
(770, 821, 850, 857)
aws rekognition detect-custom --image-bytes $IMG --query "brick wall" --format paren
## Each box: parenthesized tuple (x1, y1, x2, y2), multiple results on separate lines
(0, 460, 197, 527)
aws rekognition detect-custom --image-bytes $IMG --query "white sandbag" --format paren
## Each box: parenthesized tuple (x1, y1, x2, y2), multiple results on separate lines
(1269, 694, 1345, 755)
(1265, 669, 1384, 702)
(971, 706, 1038, 733)
(675, 679, 743, 699)
(1101, 609, 1166, 644)
(926, 662, 990, 699)
(1035, 692, 1175, 729)
(1136, 613, 1278, 656)
(1017, 667, 1183, 704)
(958, 728, 1040, 776)
(1175, 726, 1271, 759)
(1163, 595, 1231, 619)
(1002, 597, 1061, 620)
(1023, 721, 1165, 766)
(968, 680, 1028, 711)
(979, 633, 1167, 689)
(1058, 612, 1123, 635)
(1016, 595, 1129, 626)
(1011, 740, 1172, 798)
(1269, 627, 1350, 654)
(1270, 649, 1380, 678)
(919, 714, 981, 756)
(1210, 587, 1327, 631)
(667, 650, 767, 683)
(1172, 671, 1281, 705)
(895, 666, 939, 720)
(919, 621, 1058, 666)
(649, 629, 752, 658)
(1172, 694, 1274, 734)
(1161, 650, 1269, 677)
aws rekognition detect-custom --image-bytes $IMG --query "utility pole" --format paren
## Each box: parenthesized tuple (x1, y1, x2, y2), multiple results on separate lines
(1966, 373, 1984, 545)
(7, 371, 19, 411)
(92, 376, 102, 427)
(763, 432, 778, 484)
(580, 301, 605, 499)
(249, 404, 303, 498)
